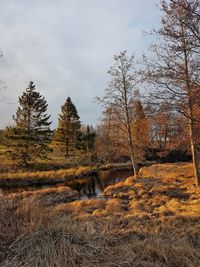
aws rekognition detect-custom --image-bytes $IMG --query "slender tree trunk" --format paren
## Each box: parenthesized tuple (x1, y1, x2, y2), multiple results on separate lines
(66, 137, 69, 157)
(189, 120, 200, 186)
(105, 108, 112, 162)
(126, 109, 138, 175)
(130, 153, 138, 176)
(128, 127, 138, 176)
(181, 20, 200, 186)
(123, 79, 138, 176)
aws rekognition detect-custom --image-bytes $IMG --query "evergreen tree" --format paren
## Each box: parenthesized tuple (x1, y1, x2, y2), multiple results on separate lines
(54, 97, 81, 159)
(5, 81, 52, 166)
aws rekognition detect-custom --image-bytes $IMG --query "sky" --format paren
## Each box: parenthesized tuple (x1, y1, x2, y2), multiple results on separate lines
(0, 0, 161, 129)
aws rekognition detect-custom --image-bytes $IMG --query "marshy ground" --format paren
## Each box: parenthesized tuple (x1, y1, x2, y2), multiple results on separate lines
(0, 162, 200, 267)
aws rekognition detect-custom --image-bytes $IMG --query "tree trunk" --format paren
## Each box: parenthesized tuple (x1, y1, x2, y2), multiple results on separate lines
(189, 122, 200, 186)
(181, 18, 200, 186)
(130, 153, 138, 176)
(65, 137, 69, 158)
(128, 122, 138, 176)
(191, 141, 200, 186)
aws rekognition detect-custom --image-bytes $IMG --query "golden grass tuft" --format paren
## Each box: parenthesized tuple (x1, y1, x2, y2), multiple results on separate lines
(3, 211, 200, 267)
(5, 186, 80, 207)
(55, 199, 106, 218)
(139, 162, 194, 181)
(0, 166, 96, 187)
(1, 162, 200, 266)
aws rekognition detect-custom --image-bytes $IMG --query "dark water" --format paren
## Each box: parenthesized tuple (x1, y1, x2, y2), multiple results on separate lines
(67, 169, 132, 198)
(0, 169, 133, 198)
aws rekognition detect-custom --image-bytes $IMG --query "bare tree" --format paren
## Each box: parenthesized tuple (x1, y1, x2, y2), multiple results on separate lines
(97, 51, 141, 175)
(95, 107, 115, 163)
(170, 0, 200, 43)
(95, 106, 128, 163)
(143, 0, 200, 185)
(132, 98, 150, 161)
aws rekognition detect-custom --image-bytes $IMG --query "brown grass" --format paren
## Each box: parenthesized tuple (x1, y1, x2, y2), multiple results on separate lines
(0, 166, 96, 187)
(4, 216, 200, 267)
(139, 162, 194, 181)
(0, 162, 200, 266)
(9, 186, 80, 206)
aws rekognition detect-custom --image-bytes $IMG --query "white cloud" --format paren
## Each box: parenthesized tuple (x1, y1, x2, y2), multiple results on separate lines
(0, 0, 161, 128)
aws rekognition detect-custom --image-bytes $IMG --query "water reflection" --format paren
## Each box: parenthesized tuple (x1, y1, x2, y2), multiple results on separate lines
(0, 169, 133, 198)
(66, 169, 132, 197)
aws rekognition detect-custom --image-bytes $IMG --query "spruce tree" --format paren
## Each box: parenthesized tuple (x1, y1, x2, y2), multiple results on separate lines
(5, 81, 52, 166)
(54, 97, 81, 159)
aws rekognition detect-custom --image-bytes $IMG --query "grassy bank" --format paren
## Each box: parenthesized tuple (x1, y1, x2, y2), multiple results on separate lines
(0, 163, 133, 188)
(0, 166, 96, 188)
(139, 162, 194, 181)
(0, 162, 200, 266)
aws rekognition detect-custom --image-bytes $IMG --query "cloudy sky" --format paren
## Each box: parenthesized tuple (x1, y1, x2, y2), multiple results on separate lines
(0, 0, 161, 128)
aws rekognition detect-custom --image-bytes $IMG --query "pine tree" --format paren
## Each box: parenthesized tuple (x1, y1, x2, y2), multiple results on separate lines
(5, 81, 52, 166)
(54, 97, 81, 159)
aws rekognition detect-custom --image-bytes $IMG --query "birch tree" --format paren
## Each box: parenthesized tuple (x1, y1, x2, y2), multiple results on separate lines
(97, 51, 140, 175)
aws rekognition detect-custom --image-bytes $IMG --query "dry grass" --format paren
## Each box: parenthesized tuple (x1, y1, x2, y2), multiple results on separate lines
(0, 166, 96, 187)
(9, 186, 80, 206)
(4, 216, 200, 267)
(139, 162, 194, 181)
(1, 204, 200, 267)
(0, 162, 200, 266)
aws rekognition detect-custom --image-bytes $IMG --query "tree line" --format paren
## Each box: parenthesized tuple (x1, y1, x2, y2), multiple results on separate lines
(1, 81, 95, 167)
(97, 0, 200, 185)
(0, 0, 199, 185)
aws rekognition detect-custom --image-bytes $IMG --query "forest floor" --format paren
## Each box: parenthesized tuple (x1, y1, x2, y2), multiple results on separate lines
(0, 162, 200, 267)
